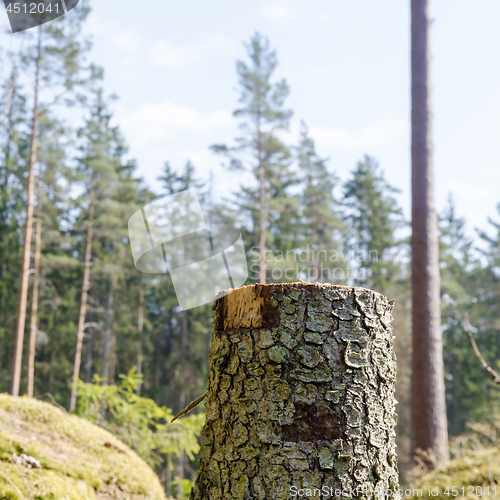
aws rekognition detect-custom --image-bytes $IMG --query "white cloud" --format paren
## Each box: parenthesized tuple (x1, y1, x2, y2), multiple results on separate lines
(260, 0, 297, 20)
(149, 34, 235, 68)
(118, 101, 233, 147)
(150, 42, 202, 68)
(85, 13, 109, 35)
(446, 180, 491, 203)
(110, 29, 141, 52)
(310, 118, 409, 149)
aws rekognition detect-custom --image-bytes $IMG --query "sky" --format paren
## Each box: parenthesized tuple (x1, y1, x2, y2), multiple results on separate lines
(2, 0, 500, 243)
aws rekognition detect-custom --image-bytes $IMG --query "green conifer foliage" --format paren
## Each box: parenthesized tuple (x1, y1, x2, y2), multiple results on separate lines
(212, 32, 295, 284)
(343, 155, 405, 293)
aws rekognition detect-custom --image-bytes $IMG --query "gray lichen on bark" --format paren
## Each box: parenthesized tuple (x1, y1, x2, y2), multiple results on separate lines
(191, 283, 399, 500)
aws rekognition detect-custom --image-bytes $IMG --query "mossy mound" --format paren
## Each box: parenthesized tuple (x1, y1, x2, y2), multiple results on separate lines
(407, 447, 500, 499)
(0, 394, 167, 500)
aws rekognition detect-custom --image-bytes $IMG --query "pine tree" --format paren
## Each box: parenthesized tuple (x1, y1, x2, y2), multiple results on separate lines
(0, 66, 30, 393)
(25, 106, 68, 397)
(10, 25, 42, 397)
(10, 3, 100, 396)
(212, 32, 294, 284)
(70, 91, 142, 410)
(411, 0, 449, 467)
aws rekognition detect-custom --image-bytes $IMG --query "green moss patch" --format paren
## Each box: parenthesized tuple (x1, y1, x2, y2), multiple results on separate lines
(0, 394, 166, 500)
(407, 447, 500, 500)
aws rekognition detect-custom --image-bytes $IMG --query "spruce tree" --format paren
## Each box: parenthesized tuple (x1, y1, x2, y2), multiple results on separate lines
(438, 196, 487, 435)
(297, 121, 343, 283)
(343, 155, 404, 292)
(156, 160, 210, 492)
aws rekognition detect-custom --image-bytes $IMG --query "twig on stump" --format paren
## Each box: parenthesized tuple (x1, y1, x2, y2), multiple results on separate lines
(191, 283, 400, 500)
(171, 392, 208, 423)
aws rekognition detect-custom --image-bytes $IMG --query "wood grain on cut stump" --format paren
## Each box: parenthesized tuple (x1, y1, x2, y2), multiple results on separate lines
(191, 283, 399, 500)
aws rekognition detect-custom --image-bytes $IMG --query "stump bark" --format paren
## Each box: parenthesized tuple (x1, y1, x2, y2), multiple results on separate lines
(191, 283, 399, 500)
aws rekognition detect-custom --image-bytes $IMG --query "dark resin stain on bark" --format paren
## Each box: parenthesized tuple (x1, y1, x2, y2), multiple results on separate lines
(281, 402, 342, 442)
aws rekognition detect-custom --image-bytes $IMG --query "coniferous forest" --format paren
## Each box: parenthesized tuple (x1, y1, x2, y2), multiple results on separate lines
(1, 1, 500, 499)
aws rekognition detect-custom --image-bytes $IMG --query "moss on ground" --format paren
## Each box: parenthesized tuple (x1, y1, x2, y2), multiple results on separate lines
(0, 394, 166, 500)
(406, 446, 500, 500)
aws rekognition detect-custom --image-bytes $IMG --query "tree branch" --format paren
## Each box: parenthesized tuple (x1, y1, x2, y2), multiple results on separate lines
(171, 391, 207, 423)
(465, 312, 500, 385)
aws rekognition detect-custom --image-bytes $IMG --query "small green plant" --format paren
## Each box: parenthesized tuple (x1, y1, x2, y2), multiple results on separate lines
(172, 477, 195, 500)
(74, 367, 204, 469)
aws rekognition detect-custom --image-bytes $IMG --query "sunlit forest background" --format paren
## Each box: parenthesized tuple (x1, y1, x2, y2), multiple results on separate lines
(1, 1, 500, 497)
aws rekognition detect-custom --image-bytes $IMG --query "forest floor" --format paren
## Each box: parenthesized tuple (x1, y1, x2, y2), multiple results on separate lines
(405, 424, 500, 500)
(0, 394, 166, 500)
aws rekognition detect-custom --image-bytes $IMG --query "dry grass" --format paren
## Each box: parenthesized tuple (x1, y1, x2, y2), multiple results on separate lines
(405, 421, 500, 500)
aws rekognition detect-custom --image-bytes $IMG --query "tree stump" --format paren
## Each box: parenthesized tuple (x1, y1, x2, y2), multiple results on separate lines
(191, 283, 399, 500)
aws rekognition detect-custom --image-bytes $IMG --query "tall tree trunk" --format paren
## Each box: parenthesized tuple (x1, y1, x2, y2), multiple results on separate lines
(179, 309, 188, 411)
(311, 210, 318, 283)
(136, 287, 144, 396)
(258, 158, 266, 284)
(69, 189, 95, 411)
(165, 458, 172, 499)
(10, 25, 42, 397)
(85, 325, 93, 383)
(257, 115, 266, 285)
(411, 0, 448, 467)
(27, 193, 42, 397)
(48, 349, 54, 394)
(177, 309, 188, 491)
(102, 279, 114, 383)
(191, 283, 399, 500)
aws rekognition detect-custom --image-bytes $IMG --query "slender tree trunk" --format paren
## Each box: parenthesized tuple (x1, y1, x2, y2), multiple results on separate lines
(102, 279, 114, 383)
(165, 458, 172, 499)
(311, 211, 318, 283)
(108, 335, 116, 385)
(192, 283, 399, 500)
(85, 325, 93, 383)
(177, 309, 188, 490)
(136, 287, 144, 396)
(48, 349, 54, 394)
(69, 189, 95, 411)
(257, 114, 266, 285)
(179, 309, 188, 411)
(1, 75, 15, 123)
(411, 0, 448, 468)
(27, 194, 42, 397)
(258, 158, 266, 284)
(11, 25, 42, 397)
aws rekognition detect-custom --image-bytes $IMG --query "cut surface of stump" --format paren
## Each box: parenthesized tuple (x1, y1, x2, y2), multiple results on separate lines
(191, 283, 399, 500)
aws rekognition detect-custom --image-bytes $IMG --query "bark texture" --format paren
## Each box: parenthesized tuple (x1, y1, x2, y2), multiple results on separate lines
(411, 0, 449, 466)
(191, 283, 399, 500)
